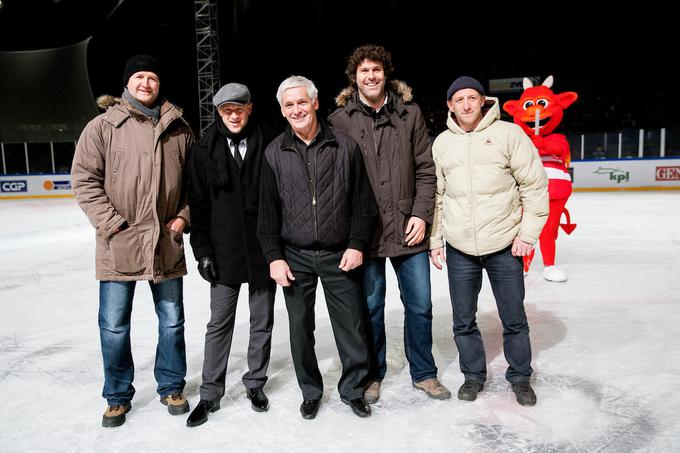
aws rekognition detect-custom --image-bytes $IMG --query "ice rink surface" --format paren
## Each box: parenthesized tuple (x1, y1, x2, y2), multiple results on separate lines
(1, 191, 679, 452)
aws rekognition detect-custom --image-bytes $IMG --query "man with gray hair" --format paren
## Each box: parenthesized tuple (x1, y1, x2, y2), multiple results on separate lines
(258, 76, 377, 420)
(186, 82, 276, 427)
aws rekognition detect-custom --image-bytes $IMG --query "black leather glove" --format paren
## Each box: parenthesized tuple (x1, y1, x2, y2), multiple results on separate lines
(197, 256, 217, 286)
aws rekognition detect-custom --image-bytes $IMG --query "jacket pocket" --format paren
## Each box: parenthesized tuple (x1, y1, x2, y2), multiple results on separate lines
(161, 227, 185, 272)
(106, 225, 145, 275)
(396, 198, 414, 243)
(397, 198, 414, 216)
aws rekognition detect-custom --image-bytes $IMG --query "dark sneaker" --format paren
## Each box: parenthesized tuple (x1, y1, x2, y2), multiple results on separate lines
(511, 381, 537, 406)
(102, 403, 131, 428)
(364, 381, 381, 404)
(186, 400, 220, 427)
(457, 380, 484, 401)
(300, 399, 321, 420)
(161, 392, 190, 415)
(413, 378, 451, 400)
(246, 387, 270, 412)
(340, 397, 371, 418)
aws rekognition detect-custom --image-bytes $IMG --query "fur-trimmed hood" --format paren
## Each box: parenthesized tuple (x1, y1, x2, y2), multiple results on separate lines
(334, 80, 413, 108)
(96, 94, 120, 110)
(95, 93, 185, 126)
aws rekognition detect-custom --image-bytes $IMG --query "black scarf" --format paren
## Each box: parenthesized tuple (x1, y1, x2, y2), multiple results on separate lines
(207, 119, 264, 214)
(216, 116, 252, 143)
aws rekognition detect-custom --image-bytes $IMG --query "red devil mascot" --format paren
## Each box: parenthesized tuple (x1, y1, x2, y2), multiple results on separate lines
(503, 76, 577, 282)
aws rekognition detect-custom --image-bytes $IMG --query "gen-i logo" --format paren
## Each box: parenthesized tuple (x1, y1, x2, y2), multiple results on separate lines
(593, 167, 630, 184)
(1, 180, 28, 192)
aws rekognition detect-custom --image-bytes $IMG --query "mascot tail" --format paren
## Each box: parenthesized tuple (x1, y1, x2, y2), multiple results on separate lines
(560, 207, 577, 234)
(523, 249, 535, 275)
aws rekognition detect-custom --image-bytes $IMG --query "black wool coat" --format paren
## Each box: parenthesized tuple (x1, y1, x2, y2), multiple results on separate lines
(187, 120, 274, 289)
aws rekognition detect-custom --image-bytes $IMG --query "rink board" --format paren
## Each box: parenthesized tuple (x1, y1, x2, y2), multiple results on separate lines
(1, 158, 679, 199)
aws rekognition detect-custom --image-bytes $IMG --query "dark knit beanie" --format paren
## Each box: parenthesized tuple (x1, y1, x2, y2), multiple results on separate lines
(123, 54, 161, 84)
(446, 76, 485, 100)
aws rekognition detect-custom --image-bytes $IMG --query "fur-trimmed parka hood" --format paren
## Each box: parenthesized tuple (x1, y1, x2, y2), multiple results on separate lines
(95, 94, 185, 123)
(334, 80, 413, 108)
(94, 94, 188, 131)
(96, 94, 120, 110)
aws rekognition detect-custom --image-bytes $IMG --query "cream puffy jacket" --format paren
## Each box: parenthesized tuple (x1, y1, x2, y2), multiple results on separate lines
(429, 97, 548, 256)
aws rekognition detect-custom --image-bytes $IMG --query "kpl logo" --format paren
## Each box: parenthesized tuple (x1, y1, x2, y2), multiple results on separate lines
(593, 167, 629, 184)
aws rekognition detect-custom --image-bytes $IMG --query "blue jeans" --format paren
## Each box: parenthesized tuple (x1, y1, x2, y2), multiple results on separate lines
(445, 244, 532, 384)
(99, 278, 186, 405)
(363, 251, 437, 383)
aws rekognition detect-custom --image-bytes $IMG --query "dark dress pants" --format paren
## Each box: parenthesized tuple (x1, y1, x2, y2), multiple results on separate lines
(283, 245, 371, 400)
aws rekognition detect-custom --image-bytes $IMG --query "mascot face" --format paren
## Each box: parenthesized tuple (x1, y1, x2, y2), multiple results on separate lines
(502, 76, 578, 136)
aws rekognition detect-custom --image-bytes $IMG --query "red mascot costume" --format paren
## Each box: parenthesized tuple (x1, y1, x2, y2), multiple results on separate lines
(503, 76, 577, 282)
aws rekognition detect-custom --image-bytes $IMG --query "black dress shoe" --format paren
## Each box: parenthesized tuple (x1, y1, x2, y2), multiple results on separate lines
(299, 399, 321, 420)
(340, 397, 371, 418)
(186, 400, 220, 427)
(246, 387, 270, 412)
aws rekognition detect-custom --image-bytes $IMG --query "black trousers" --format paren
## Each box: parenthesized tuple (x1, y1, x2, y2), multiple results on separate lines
(283, 245, 370, 400)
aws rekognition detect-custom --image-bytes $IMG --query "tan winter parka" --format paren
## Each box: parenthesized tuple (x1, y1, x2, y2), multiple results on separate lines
(429, 97, 548, 256)
(71, 96, 193, 282)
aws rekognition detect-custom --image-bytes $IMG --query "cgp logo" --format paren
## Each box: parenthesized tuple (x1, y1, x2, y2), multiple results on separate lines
(1, 180, 28, 192)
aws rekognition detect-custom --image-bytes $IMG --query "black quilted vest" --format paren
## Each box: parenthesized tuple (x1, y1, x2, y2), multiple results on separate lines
(263, 122, 356, 250)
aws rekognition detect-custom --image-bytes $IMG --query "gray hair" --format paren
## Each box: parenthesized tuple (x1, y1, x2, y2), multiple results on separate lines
(276, 75, 318, 106)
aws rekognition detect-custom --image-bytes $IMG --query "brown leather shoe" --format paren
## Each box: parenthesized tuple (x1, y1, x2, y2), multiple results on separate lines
(160, 392, 190, 415)
(364, 381, 381, 404)
(102, 403, 131, 427)
(412, 378, 452, 400)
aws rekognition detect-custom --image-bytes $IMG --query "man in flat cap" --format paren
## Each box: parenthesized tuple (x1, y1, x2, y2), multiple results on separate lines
(429, 76, 548, 406)
(185, 82, 277, 427)
(72, 54, 194, 427)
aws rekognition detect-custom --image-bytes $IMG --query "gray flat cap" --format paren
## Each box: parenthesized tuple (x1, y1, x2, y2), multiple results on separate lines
(213, 82, 251, 107)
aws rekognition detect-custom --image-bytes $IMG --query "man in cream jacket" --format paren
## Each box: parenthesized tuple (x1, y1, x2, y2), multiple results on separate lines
(429, 76, 548, 406)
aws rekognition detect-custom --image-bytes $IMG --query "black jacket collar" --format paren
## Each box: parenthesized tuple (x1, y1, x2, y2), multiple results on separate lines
(345, 87, 407, 118)
(281, 120, 336, 150)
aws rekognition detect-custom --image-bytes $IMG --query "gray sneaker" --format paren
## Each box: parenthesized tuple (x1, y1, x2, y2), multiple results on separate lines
(364, 381, 381, 404)
(412, 378, 451, 400)
(457, 380, 484, 401)
(511, 381, 537, 406)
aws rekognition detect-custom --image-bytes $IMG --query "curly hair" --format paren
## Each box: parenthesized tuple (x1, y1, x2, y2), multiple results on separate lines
(345, 44, 394, 85)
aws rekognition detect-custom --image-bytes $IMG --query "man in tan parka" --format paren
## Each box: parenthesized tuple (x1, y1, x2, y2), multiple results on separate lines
(429, 76, 548, 407)
(71, 54, 193, 427)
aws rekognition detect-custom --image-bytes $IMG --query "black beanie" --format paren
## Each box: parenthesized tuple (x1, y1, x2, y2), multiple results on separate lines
(123, 54, 161, 84)
(446, 76, 485, 100)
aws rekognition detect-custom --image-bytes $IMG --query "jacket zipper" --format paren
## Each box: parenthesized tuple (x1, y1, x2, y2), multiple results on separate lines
(311, 150, 319, 254)
(466, 133, 479, 255)
(287, 143, 319, 251)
